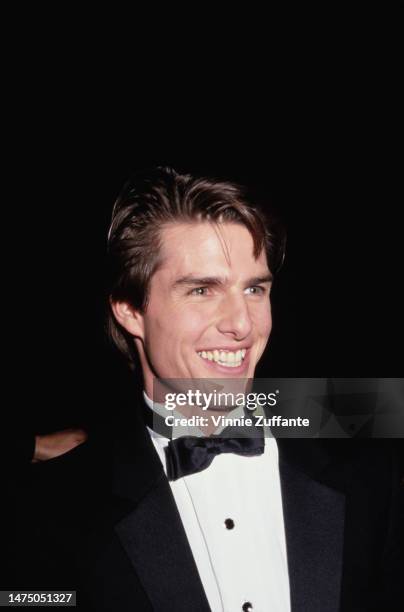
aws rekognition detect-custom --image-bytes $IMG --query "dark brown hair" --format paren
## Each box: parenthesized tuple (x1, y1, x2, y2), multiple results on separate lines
(107, 166, 285, 367)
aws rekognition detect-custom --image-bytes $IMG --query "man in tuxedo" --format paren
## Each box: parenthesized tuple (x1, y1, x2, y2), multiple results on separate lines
(7, 167, 403, 611)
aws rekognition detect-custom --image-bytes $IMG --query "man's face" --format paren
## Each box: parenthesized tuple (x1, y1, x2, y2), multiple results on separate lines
(131, 222, 272, 397)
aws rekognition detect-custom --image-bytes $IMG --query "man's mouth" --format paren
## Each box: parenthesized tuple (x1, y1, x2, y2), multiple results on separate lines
(197, 349, 247, 368)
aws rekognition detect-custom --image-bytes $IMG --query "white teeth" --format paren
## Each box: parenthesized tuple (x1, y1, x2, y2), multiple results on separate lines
(197, 349, 247, 367)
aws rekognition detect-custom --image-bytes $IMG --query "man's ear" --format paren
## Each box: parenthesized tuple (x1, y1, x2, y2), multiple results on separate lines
(110, 299, 145, 339)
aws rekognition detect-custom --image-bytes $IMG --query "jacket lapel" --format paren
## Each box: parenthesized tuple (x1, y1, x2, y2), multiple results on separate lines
(111, 413, 211, 612)
(278, 440, 346, 612)
(115, 475, 211, 611)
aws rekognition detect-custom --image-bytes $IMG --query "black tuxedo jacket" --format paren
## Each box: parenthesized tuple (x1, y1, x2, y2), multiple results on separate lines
(4, 409, 403, 612)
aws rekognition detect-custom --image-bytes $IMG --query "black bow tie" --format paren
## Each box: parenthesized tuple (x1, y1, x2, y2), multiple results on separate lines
(165, 434, 265, 481)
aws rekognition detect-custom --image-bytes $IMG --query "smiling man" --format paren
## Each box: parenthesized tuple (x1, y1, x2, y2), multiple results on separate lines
(112, 222, 272, 384)
(105, 168, 294, 612)
(9, 167, 402, 611)
(104, 168, 402, 611)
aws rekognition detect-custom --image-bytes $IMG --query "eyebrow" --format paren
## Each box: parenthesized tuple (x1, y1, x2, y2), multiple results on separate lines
(172, 274, 273, 289)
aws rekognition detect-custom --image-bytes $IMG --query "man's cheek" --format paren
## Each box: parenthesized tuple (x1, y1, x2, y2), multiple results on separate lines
(252, 308, 272, 335)
(180, 311, 208, 335)
(262, 307, 272, 335)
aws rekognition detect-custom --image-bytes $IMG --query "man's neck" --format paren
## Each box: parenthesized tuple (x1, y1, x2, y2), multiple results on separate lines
(143, 390, 246, 437)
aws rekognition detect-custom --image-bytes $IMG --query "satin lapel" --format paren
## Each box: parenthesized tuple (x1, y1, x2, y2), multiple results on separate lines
(278, 440, 346, 612)
(115, 474, 211, 612)
(111, 417, 211, 612)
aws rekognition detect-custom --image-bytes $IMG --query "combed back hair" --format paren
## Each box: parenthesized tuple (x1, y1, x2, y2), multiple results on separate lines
(107, 166, 286, 367)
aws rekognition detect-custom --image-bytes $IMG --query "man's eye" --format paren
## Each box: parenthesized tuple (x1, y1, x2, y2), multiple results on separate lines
(245, 286, 265, 295)
(189, 287, 209, 296)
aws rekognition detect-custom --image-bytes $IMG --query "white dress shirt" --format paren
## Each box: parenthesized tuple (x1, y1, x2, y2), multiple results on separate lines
(144, 392, 291, 612)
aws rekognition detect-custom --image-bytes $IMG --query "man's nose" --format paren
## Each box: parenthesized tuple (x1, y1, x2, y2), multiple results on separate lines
(216, 293, 253, 339)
